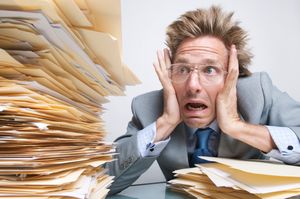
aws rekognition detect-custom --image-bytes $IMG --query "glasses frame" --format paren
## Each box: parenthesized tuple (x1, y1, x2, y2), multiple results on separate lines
(167, 63, 228, 84)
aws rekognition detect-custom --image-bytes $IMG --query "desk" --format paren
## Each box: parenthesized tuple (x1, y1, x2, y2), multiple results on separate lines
(106, 182, 188, 199)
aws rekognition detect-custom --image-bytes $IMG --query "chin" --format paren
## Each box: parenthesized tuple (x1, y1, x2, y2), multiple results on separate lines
(183, 117, 211, 128)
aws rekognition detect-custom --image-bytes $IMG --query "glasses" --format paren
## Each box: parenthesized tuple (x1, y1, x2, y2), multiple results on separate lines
(167, 63, 228, 84)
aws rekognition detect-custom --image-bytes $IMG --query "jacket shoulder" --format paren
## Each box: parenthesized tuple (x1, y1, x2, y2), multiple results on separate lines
(238, 72, 273, 103)
(131, 90, 164, 127)
(237, 72, 273, 123)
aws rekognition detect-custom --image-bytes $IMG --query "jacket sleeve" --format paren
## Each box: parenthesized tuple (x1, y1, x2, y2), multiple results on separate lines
(260, 72, 300, 164)
(105, 96, 159, 195)
(260, 72, 300, 138)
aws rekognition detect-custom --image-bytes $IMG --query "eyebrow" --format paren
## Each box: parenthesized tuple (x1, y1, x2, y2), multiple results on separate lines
(174, 57, 220, 65)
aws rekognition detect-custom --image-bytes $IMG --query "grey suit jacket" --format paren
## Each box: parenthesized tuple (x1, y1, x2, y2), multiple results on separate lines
(107, 72, 300, 194)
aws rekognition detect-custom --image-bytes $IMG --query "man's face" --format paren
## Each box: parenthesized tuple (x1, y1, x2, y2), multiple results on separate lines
(172, 36, 229, 128)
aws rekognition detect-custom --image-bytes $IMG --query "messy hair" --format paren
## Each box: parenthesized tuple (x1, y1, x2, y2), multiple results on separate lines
(166, 6, 252, 76)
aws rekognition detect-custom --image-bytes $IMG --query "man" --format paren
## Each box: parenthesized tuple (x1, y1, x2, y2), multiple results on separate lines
(107, 6, 300, 195)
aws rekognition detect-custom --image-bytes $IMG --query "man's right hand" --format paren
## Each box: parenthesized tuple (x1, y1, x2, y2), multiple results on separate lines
(153, 49, 182, 142)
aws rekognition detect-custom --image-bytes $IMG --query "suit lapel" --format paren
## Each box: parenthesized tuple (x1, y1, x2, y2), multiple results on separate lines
(157, 122, 189, 179)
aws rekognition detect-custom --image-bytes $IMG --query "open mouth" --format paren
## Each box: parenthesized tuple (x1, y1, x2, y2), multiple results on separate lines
(185, 103, 207, 111)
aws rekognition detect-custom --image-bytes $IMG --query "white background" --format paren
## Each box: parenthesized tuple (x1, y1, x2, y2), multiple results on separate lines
(103, 0, 300, 184)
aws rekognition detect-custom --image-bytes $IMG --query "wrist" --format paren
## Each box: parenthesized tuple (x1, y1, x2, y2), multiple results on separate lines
(222, 121, 275, 152)
(161, 113, 181, 127)
(220, 119, 245, 138)
(154, 115, 180, 142)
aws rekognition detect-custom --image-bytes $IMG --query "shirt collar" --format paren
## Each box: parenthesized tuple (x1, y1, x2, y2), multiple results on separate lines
(184, 119, 220, 136)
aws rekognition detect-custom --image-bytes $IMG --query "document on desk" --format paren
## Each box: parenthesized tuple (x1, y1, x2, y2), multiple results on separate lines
(0, 0, 139, 198)
(169, 157, 300, 199)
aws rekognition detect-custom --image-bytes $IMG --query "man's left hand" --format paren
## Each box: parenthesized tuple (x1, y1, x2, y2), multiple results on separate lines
(216, 45, 242, 135)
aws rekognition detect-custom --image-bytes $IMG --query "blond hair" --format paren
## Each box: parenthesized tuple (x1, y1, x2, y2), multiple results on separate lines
(166, 6, 252, 76)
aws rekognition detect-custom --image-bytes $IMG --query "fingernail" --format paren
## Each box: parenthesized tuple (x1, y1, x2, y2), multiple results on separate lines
(231, 45, 237, 52)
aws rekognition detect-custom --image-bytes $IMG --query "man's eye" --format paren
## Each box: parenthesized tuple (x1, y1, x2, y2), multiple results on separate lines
(176, 66, 190, 74)
(204, 66, 217, 75)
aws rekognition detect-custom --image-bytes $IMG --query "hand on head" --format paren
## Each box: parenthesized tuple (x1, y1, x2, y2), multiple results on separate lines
(153, 48, 182, 142)
(216, 45, 241, 134)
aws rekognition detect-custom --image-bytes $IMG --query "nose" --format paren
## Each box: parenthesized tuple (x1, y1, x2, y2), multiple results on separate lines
(185, 71, 203, 93)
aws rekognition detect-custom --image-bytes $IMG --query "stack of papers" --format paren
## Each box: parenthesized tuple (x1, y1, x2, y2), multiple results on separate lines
(169, 157, 300, 199)
(0, 0, 139, 198)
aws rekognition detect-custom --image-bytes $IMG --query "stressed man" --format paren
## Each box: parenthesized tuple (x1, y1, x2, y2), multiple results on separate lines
(107, 6, 300, 195)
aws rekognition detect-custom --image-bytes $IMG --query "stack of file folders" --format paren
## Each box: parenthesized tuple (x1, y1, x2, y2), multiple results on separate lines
(169, 157, 300, 199)
(0, 0, 139, 198)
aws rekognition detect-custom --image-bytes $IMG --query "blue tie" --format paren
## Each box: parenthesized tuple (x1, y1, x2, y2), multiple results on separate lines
(189, 128, 218, 167)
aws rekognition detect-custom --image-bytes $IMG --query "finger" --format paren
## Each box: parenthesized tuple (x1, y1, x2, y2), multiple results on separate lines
(153, 60, 160, 74)
(222, 45, 239, 94)
(153, 51, 162, 75)
(163, 48, 171, 67)
(227, 45, 239, 84)
(153, 62, 163, 82)
(153, 61, 167, 84)
(153, 53, 171, 88)
(157, 50, 166, 71)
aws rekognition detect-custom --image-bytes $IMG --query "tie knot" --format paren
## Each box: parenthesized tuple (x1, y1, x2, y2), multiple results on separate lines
(195, 127, 214, 135)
